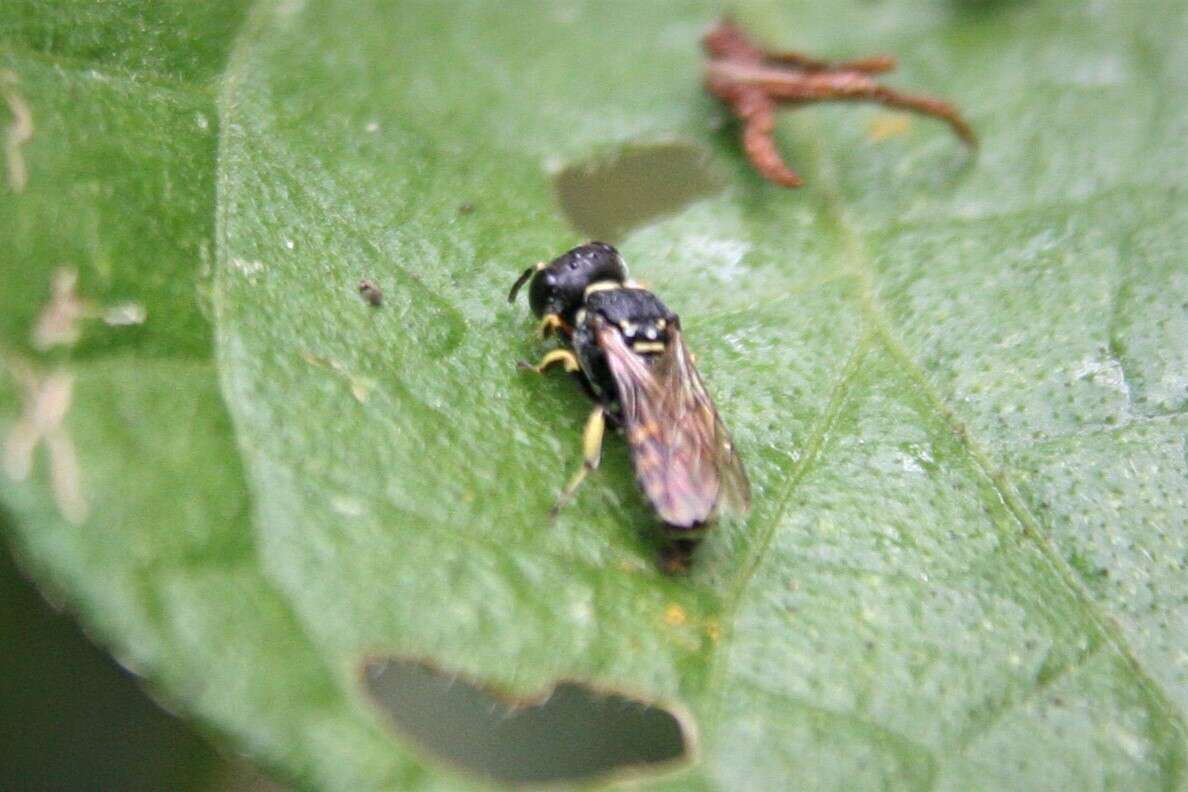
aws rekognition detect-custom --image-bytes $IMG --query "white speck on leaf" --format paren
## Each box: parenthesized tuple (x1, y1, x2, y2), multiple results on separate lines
(1111, 723, 1148, 762)
(897, 452, 925, 474)
(231, 257, 265, 276)
(103, 302, 147, 326)
(331, 495, 364, 517)
(1073, 354, 1128, 396)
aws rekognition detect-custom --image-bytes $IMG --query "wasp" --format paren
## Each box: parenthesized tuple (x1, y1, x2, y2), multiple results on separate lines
(509, 242, 750, 563)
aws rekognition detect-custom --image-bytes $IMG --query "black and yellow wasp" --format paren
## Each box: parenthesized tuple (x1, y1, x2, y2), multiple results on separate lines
(509, 242, 749, 559)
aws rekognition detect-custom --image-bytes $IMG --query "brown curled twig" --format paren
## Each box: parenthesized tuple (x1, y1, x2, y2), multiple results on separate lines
(702, 20, 976, 188)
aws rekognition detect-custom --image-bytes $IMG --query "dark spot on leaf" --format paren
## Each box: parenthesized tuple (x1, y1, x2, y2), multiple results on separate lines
(357, 278, 383, 307)
(361, 656, 691, 786)
(554, 142, 724, 242)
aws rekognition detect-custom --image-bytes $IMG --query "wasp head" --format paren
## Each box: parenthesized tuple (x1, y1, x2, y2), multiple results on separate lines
(508, 242, 628, 324)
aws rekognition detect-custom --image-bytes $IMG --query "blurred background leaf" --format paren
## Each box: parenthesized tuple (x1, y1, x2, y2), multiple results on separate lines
(1, 1, 1186, 790)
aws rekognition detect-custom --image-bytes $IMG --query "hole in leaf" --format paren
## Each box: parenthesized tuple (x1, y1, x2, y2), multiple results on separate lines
(362, 656, 692, 786)
(554, 142, 724, 242)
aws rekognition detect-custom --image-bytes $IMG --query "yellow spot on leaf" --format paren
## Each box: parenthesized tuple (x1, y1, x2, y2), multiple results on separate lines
(349, 380, 370, 404)
(662, 604, 687, 626)
(705, 618, 721, 643)
(868, 113, 911, 142)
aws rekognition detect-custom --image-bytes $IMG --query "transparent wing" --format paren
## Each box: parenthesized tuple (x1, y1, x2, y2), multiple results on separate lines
(595, 318, 750, 528)
(656, 324, 751, 519)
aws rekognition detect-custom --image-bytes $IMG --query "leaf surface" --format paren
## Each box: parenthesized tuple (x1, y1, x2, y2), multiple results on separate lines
(2, 1, 1186, 789)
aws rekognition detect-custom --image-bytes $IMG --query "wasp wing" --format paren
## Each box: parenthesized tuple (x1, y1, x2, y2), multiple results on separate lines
(595, 318, 750, 528)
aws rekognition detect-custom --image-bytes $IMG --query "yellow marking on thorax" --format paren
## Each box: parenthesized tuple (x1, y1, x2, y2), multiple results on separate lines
(583, 280, 622, 297)
(632, 341, 666, 354)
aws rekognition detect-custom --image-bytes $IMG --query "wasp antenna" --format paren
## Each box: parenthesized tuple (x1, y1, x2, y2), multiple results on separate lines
(507, 265, 537, 303)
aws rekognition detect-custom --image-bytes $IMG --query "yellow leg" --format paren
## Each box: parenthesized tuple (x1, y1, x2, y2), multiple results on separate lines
(517, 348, 580, 375)
(550, 405, 605, 517)
(537, 313, 567, 338)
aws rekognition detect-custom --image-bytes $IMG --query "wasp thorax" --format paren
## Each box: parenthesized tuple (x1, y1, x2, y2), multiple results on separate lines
(528, 241, 628, 323)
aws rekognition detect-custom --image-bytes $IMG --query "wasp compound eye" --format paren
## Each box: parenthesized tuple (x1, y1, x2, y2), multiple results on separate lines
(528, 268, 557, 318)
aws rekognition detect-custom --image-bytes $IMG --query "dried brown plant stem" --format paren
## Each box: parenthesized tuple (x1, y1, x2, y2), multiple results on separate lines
(703, 21, 976, 188)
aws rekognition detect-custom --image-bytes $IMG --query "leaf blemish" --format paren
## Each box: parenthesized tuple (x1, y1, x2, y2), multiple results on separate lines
(868, 112, 912, 142)
(1, 69, 33, 193)
(32, 268, 93, 350)
(2, 361, 86, 525)
(102, 302, 147, 327)
(230, 257, 265, 277)
(553, 141, 724, 242)
(361, 656, 693, 786)
(301, 351, 373, 403)
(357, 278, 383, 307)
(662, 603, 687, 626)
(32, 268, 146, 348)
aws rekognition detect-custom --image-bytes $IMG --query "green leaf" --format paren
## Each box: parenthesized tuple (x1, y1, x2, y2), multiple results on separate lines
(3, 1, 1187, 790)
